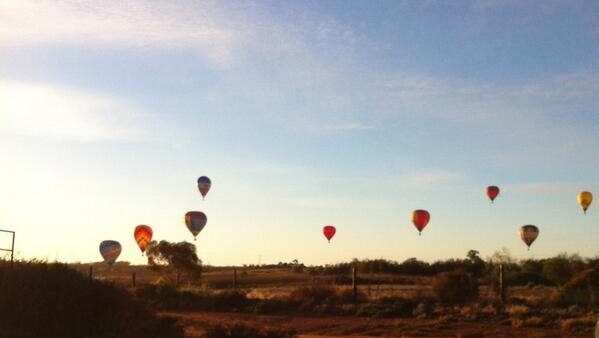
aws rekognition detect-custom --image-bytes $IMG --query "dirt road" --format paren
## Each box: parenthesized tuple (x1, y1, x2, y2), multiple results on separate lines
(165, 311, 586, 338)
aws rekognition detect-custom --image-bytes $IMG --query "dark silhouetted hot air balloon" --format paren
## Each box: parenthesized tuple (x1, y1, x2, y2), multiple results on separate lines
(134, 225, 153, 255)
(487, 186, 500, 203)
(323, 225, 336, 243)
(519, 225, 539, 250)
(185, 211, 207, 240)
(412, 210, 430, 235)
(99, 240, 121, 265)
(197, 176, 212, 200)
(577, 191, 593, 214)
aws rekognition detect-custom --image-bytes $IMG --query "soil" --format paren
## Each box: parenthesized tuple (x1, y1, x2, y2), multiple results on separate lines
(164, 311, 590, 338)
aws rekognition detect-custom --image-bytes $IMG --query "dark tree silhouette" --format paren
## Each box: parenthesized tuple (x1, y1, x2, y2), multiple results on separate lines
(146, 240, 202, 278)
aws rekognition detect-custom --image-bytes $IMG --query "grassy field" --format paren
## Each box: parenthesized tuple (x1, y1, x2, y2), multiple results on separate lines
(68, 263, 597, 337)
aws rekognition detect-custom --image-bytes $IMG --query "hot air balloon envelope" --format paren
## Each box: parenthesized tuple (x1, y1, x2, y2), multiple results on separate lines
(197, 176, 212, 199)
(487, 186, 500, 203)
(185, 211, 207, 239)
(577, 191, 593, 214)
(519, 225, 539, 249)
(323, 225, 336, 243)
(412, 210, 430, 234)
(134, 225, 153, 254)
(99, 240, 122, 265)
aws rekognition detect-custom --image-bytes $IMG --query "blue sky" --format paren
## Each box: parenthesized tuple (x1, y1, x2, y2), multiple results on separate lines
(1, 1, 598, 265)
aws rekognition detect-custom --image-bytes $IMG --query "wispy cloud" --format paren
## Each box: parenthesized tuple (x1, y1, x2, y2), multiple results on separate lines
(0, 80, 147, 142)
(0, 1, 238, 66)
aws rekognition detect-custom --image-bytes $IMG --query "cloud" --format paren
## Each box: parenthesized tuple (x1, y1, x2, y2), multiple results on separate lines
(0, 80, 147, 142)
(0, 1, 238, 66)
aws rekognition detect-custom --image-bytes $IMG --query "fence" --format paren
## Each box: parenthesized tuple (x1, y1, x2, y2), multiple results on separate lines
(0, 229, 15, 266)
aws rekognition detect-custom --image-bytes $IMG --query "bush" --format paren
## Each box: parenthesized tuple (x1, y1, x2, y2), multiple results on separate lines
(203, 323, 295, 338)
(0, 261, 183, 338)
(431, 269, 478, 304)
(288, 283, 339, 304)
(547, 268, 599, 308)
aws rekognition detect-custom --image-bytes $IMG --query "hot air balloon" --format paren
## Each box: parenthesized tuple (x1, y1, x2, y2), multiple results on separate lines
(487, 186, 500, 203)
(519, 225, 539, 250)
(412, 210, 430, 235)
(577, 191, 593, 214)
(323, 225, 336, 243)
(185, 211, 207, 240)
(134, 225, 153, 255)
(99, 240, 122, 265)
(197, 176, 212, 200)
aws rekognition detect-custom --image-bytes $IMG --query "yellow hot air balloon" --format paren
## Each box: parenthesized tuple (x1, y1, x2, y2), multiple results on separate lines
(577, 191, 593, 214)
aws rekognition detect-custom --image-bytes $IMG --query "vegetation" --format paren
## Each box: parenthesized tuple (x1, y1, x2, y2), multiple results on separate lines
(146, 240, 202, 280)
(431, 269, 479, 304)
(0, 261, 183, 338)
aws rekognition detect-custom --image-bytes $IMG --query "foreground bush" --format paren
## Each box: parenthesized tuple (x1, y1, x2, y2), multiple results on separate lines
(431, 269, 478, 304)
(0, 261, 183, 338)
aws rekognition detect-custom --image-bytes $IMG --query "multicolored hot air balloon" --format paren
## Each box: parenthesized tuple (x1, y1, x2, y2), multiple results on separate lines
(487, 186, 500, 203)
(134, 225, 153, 255)
(412, 210, 430, 235)
(99, 240, 122, 265)
(185, 211, 207, 240)
(197, 176, 212, 200)
(519, 225, 539, 250)
(577, 191, 593, 214)
(323, 225, 336, 243)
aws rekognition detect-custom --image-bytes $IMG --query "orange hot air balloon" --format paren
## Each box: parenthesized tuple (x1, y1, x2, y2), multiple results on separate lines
(323, 225, 336, 243)
(487, 186, 500, 203)
(134, 225, 153, 255)
(412, 210, 430, 235)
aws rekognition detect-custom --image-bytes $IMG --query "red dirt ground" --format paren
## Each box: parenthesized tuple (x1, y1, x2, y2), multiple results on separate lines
(165, 311, 590, 338)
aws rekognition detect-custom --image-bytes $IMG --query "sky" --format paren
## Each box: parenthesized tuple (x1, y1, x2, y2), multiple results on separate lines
(1, 0, 598, 266)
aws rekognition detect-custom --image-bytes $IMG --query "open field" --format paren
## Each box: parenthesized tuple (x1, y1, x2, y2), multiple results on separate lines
(69, 263, 597, 337)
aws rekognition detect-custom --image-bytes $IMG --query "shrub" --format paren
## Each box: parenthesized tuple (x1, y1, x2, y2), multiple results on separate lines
(288, 283, 339, 304)
(0, 261, 183, 338)
(202, 323, 295, 338)
(547, 268, 599, 308)
(431, 269, 478, 304)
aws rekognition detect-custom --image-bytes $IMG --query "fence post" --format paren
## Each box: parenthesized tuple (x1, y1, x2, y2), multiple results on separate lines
(132, 271, 136, 288)
(10, 232, 14, 267)
(499, 264, 506, 305)
(352, 267, 358, 303)
(89, 266, 93, 279)
(233, 268, 238, 290)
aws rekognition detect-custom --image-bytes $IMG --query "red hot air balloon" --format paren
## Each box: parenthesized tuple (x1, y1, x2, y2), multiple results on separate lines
(412, 210, 430, 235)
(134, 225, 153, 255)
(323, 225, 336, 243)
(487, 186, 500, 203)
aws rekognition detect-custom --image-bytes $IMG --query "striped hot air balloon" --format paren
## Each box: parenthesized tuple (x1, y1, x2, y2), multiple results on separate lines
(185, 211, 207, 240)
(99, 240, 122, 265)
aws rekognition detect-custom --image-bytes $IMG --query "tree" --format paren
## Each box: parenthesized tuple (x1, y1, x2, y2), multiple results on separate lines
(146, 240, 202, 279)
